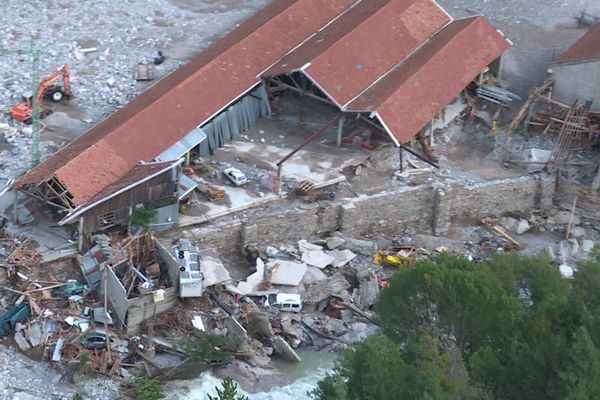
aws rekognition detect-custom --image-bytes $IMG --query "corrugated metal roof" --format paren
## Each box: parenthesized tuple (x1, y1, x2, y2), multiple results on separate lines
(17, 0, 357, 207)
(347, 16, 511, 144)
(156, 128, 207, 162)
(556, 24, 600, 64)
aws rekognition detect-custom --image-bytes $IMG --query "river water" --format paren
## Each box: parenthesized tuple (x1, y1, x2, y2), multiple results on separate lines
(167, 350, 337, 400)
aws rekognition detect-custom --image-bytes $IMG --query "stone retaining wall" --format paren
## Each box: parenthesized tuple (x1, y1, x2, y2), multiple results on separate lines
(182, 176, 556, 256)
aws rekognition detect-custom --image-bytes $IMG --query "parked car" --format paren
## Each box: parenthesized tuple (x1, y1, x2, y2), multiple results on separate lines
(223, 167, 248, 186)
(264, 293, 303, 313)
(81, 332, 108, 349)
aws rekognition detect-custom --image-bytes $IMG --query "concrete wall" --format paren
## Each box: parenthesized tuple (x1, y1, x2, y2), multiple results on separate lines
(105, 239, 181, 333)
(552, 61, 600, 111)
(182, 176, 556, 256)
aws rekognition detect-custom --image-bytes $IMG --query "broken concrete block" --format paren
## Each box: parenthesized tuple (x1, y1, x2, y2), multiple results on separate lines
(337, 236, 376, 256)
(301, 250, 335, 269)
(326, 237, 345, 250)
(268, 260, 308, 287)
(500, 217, 519, 232)
(516, 220, 531, 235)
(298, 240, 322, 253)
(547, 211, 581, 225)
(302, 267, 328, 285)
(357, 271, 380, 308)
(559, 239, 579, 262)
(272, 335, 301, 363)
(26, 323, 42, 347)
(14, 331, 31, 352)
(570, 226, 585, 239)
(327, 249, 356, 268)
(582, 240, 595, 253)
(236, 258, 265, 295)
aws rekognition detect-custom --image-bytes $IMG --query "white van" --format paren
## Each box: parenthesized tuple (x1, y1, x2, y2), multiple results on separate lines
(264, 293, 303, 313)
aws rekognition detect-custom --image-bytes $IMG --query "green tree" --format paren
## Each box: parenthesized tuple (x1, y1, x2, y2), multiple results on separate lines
(208, 377, 248, 400)
(130, 205, 157, 230)
(184, 332, 232, 363)
(130, 377, 164, 400)
(313, 254, 600, 400)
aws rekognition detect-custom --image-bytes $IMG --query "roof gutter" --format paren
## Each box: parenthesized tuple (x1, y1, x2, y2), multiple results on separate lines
(58, 158, 184, 226)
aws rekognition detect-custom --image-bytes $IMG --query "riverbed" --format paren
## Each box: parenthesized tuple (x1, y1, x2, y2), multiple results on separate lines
(165, 350, 338, 400)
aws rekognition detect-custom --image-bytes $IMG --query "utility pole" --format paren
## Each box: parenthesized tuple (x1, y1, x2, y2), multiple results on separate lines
(1, 39, 49, 167)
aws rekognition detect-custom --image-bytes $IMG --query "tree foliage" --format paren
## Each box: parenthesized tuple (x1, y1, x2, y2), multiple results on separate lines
(312, 253, 600, 400)
(184, 332, 232, 363)
(208, 377, 249, 400)
(130, 205, 157, 230)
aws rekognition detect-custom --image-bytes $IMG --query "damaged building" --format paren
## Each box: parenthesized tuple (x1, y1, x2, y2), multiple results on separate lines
(13, 0, 510, 243)
(550, 23, 600, 111)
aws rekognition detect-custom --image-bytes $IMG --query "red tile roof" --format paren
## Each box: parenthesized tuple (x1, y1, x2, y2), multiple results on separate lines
(17, 0, 357, 206)
(82, 161, 176, 207)
(556, 24, 600, 64)
(347, 16, 511, 144)
(17, 0, 510, 211)
(267, 0, 451, 107)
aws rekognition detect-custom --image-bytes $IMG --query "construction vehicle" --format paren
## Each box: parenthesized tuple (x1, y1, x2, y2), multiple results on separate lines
(9, 64, 73, 124)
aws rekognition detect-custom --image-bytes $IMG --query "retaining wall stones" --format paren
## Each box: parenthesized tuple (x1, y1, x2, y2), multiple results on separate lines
(182, 175, 556, 256)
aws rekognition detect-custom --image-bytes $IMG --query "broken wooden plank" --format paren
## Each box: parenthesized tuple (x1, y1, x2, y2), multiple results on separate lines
(481, 217, 523, 249)
(507, 79, 554, 135)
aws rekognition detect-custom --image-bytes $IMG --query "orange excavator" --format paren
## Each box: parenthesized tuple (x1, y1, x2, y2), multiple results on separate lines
(9, 64, 73, 124)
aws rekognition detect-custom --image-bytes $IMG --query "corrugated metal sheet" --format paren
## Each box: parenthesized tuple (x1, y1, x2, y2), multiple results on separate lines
(556, 24, 600, 64)
(347, 16, 511, 144)
(156, 129, 207, 162)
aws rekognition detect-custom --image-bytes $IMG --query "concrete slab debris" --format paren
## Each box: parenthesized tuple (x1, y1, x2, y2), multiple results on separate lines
(301, 250, 334, 269)
(327, 249, 356, 268)
(298, 240, 322, 253)
(268, 260, 307, 287)
(236, 258, 265, 295)
(200, 249, 232, 287)
(325, 237, 345, 250)
(14, 331, 31, 352)
(26, 323, 42, 348)
(302, 266, 328, 285)
(271, 335, 301, 363)
(356, 270, 380, 309)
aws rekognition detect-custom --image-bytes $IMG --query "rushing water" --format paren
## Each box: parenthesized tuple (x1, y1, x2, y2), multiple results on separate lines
(168, 350, 337, 400)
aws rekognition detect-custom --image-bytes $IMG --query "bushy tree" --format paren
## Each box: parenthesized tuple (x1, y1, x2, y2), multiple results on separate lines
(313, 254, 600, 400)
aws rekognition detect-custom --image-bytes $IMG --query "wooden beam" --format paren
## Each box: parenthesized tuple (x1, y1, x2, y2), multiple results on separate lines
(266, 77, 334, 106)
